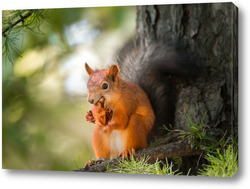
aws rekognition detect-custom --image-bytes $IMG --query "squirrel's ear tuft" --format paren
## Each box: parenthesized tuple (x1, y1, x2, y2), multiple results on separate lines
(85, 63, 94, 76)
(106, 64, 119, 81)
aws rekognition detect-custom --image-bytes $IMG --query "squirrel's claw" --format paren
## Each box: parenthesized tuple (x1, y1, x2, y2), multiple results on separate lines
(84, 160, 93, 169)
(119, 148, 135, 159)
(95, 158, 107, 164)
(84, 158, 107, 170)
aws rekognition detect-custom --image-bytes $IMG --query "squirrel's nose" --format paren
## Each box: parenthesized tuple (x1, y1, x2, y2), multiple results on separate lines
(88, 98, 94, 104)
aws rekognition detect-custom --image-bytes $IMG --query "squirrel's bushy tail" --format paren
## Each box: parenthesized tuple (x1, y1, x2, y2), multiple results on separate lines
(115, 39, 199, 140)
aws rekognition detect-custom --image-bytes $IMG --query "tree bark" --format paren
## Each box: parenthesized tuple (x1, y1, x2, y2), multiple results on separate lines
(136, 3, 238, 138)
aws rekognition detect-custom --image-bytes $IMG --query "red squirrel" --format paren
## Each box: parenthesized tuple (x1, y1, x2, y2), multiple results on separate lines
(85, 63, 155, 159)
(85, 40, 198, 160)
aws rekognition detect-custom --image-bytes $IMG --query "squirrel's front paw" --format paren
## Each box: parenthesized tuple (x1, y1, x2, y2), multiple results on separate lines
(86, 110, 95, 123)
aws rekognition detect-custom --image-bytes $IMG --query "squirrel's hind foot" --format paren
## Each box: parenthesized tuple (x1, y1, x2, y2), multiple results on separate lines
(84, 158, 108, 169)
(119, 148, 135, 159)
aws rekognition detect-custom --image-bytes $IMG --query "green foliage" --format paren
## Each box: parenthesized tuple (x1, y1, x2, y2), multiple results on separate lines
(147, 105, 238, 176)
(199, 145, 238, 177)
(177, 109, 208, 143)
(2, 9, 48, 63)
(163, 106, 228, 155)
(174, 106, 238, 177)
(106, 156, 182, 175)
(174, 108, 209, 148)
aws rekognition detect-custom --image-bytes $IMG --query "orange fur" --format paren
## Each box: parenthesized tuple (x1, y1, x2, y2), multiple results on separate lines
(85, 63, 155, 159)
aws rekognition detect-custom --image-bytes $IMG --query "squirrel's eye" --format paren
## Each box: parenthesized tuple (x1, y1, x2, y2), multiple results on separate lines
(102, 83, 108, 90)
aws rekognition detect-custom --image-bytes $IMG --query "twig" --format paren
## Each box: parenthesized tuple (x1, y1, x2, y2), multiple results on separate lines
(158, 132, 182, 145)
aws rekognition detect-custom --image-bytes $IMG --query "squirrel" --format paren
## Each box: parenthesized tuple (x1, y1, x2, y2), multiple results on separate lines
(85, 38, 198, 160)
(85, 63, 155, 159)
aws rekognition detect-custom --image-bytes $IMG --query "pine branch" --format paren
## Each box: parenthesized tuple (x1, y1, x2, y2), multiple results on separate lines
(2, 9, 47, 63)
(2, 10, 34, 37)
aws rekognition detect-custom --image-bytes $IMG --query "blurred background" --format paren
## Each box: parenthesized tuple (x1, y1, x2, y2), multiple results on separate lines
(2, 7, 136, 171)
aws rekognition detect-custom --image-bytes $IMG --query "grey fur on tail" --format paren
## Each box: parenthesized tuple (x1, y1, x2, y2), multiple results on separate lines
(115, 39, 199, 140)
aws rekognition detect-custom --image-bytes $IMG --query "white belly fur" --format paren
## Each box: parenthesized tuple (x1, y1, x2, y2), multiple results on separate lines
(110, 130, 124, 158)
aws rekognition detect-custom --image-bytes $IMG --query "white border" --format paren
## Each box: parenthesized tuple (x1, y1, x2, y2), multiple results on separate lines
(1, 1, 249, 189)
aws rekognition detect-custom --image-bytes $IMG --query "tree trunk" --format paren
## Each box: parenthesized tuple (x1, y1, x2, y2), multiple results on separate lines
(136, 3, 238, 139)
